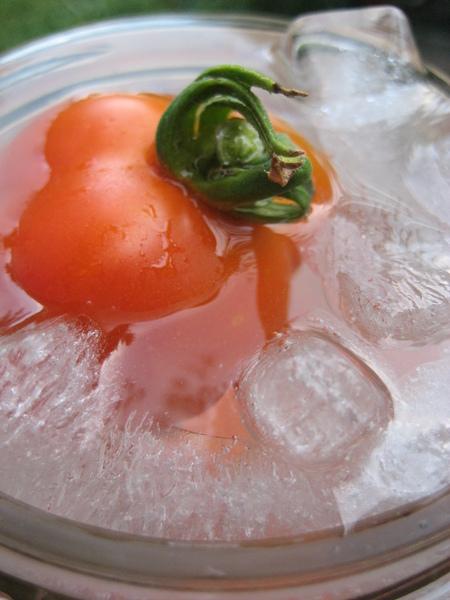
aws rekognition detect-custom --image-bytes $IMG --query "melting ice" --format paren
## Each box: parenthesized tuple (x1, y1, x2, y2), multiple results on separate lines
(1, 6, 450, 539)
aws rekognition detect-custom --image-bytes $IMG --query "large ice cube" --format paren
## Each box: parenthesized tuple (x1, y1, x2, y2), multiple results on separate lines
(276, 7, 419, 141)
(318, 198, 450, 345)
(281, 6, 424, 82)
(275, 6, 447, 129)
(237, 330, 392, 470)
(275, 6, 450, 205)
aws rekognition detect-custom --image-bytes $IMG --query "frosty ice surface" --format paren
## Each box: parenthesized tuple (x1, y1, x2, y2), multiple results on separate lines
(0, 319, 341, 540)
(1, 7, 449, 540)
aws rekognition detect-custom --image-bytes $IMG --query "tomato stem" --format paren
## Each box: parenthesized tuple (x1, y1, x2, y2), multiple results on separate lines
(156, 65, 314, 222)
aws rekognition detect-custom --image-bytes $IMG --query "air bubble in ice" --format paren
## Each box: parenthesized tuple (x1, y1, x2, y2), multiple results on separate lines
(237, 330, 392, 469)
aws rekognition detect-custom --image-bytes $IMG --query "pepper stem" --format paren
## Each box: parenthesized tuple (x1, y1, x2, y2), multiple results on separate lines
(156, 65, 314, 222)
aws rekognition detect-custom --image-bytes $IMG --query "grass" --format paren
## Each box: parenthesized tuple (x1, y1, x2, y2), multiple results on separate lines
(0, 0, 373, 53)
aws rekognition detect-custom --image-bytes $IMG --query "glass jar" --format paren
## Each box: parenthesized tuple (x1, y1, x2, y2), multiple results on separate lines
(0, 11, 449, 600)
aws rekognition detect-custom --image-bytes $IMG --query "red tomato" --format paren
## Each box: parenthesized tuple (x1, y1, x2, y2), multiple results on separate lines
(9, 95, 225, 320)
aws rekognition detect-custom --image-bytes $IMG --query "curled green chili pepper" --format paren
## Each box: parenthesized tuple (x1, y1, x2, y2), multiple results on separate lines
(156, 65, 314, 223)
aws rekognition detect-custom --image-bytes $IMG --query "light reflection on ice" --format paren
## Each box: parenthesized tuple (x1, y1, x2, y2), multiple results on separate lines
(1, 6, 450, 540)
(237, 330, 393, 470)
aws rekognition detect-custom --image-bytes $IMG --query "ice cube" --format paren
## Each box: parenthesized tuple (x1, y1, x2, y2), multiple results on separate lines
(0, 318, 340, 540)
(274, 6, 450, 203)
(275, 6, 432, 129)
(319, 198, 450, 345)
(0, 317, 104, 427)
(236, 330, 392, 470)
(335, 354, 450, 529)
(283, 6, 424, 77)
(0, 318, 110, 510)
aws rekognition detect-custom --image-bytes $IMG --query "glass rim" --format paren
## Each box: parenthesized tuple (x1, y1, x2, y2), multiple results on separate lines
(0, 487, 449, 590)
(0, 12, 449, 594)
(0, 12, 289, 65)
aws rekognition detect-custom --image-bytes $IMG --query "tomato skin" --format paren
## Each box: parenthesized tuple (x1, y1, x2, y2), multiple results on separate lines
(9, 95, 225, 319)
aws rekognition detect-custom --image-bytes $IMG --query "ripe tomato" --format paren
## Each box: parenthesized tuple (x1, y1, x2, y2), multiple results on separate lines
(9, 95, 225, 320)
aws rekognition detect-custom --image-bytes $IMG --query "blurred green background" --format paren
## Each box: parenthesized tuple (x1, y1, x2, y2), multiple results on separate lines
(0, 0, 449, 72)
